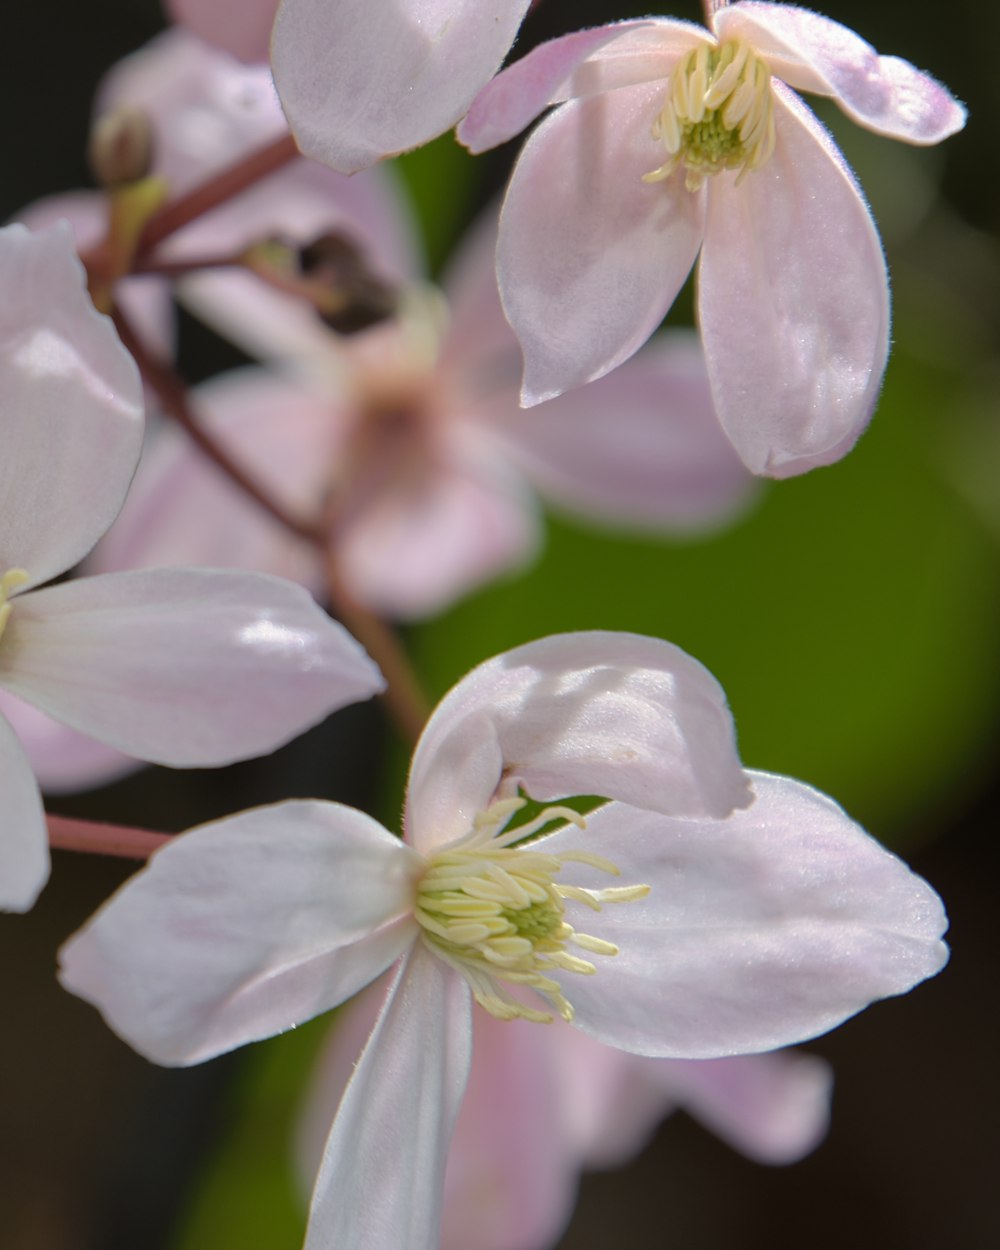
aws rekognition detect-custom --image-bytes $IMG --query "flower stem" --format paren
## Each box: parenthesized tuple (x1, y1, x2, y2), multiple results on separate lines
(47, 813, 170, 860)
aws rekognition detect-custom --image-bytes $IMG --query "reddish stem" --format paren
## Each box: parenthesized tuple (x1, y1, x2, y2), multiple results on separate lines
(47, 813, 170, 860)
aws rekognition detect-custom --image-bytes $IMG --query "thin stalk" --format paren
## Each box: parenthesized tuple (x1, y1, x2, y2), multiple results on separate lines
(47, 813, 170, 860)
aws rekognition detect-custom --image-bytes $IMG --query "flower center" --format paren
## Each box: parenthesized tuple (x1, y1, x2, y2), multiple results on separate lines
(414, 797, 649, 1024)
(645, 39, 775, 191)
(0, 569, 28, 646)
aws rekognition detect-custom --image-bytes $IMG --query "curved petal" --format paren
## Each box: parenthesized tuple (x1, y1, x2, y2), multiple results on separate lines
(459, 21, 706, 152)
(0, 690, 138, 794)
(0, 569, 384, 767)
(497, 84, 706, 405)
(716, 2, 966, 143)
(164, 0, 277, 62)
(406, 631, 750, 854)
(484, 331, 757, 531)
(698, 86, 889, 477)
(304, 944, 472, 1250)
(272, 0, 533, 173)
(0, 224, 144, 588)
(540, 772, 949, 1057)
(58, 801, 421, 1063)
(648, 1049, 832, 1164)
(0, 711, 48, 912)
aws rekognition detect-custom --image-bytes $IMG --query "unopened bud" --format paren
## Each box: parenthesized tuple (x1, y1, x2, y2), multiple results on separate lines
(299, 233, 398, 335)
(88, 106, 155, 189)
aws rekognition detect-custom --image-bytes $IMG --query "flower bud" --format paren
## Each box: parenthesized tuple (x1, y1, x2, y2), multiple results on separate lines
(88, 107, 155, 189)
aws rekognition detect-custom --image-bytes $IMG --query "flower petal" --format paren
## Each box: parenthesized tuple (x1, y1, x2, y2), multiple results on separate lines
(164, 0, 277, 62)
(271, 0, 533, 173)
(716, 2, 966, 144)
(0, 569, 384, 766)
(484, 331, 757, 531)
(0, 711, 48, 912)
(58, 801, 421, 1063)
(304, 943, 472, 1250)
(459, 20, 706, 153)
(0, 224, 143, 588)
(647, 1049, 832, 1164)
(0, 690, 138, 794)
(496, 83, 706, 406)
(540, 771, 948, 1057)
(698, 85, 889, 477)
(407, 631, 750, 854)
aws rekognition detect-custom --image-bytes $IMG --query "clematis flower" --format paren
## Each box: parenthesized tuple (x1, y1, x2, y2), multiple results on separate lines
(59, 631, 947, 1250)
(270, 0, 534, 173)
(0, 222, 384, 911)
(89, 205, 755, 621)
(459, 2, 966, 477)
(299, 973, 832, 1250)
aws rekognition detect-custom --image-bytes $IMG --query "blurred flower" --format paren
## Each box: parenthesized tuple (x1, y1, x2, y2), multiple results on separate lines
(89, 207, 756, 620)
(270, 0, 534, 173)
(460, 3, 966, 477)
(163, 0, 278, 63)
(0, 223, 384, 911)
(60, 631, 947, 1250)
(300, 975, 832, 1250)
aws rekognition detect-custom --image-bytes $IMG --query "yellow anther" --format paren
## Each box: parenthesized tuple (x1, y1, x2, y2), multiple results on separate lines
(0, 568, 29, 646)
(645, 39, 776, 191)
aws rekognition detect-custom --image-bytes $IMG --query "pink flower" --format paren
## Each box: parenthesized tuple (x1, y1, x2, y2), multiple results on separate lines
(163, 0, 278, 63)
(270, 0, 534, 173)
(89, 206, 755, 620)
(300, 974, 832, 1250)
(460, 3, 966, 477)
(59, 631, 946, 1250)
(0, 223, 384, 910)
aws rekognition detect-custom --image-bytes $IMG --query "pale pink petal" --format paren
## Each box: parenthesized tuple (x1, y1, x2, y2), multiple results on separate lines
(539, 771, 948, 1057)
(716, 2, 966, 143)
(459, 21, 706, 153)
(0, 224, 143, 588)
(0, 569, 384, 766)
(442, 1009, 576, 1250)
(165, 0, 278, 62)
(647, 1050, 832, 1164)
(406, 631, 750, 855)
(0, 691, 138, 794)
(482, 331, 757, 531)
(304, 944, 472, 1250)
(497, 84, 706, 405)
(272, 0, 533, 173)
(0, 711, 48, 912)
(58, 801, 420, 1063)
(88, 369, 336, 594)
(698, 85, 889, 477)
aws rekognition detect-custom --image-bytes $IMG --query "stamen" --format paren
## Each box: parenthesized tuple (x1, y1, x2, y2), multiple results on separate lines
(645, 38, 775, 191)
(0, 569, 29, 646)
(414, 797, 649, 1025)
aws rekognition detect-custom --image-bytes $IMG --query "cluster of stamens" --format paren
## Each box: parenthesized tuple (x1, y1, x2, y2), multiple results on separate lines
(414, 797, 650, 1024)
(645, 39, 776, 191)
(0, 569, 28, 647)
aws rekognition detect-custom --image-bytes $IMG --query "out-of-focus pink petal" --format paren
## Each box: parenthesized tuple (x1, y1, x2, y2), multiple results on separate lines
(497, 84, 706, 405)
(0, 691, 138, 794)
(0, 711, 48, 912)
(88, 369, 337, 595)
(0, 569, 384, 766)
(459, 21, 705, 153)
(58, 801, 420, 1063)
(483, 332, 757, 531)
(716, 2, 966, 144)
(647, 1050, 832, 1164)
(304, 945, 472, 1250)
(441, 1009, 576, 1250)
(539, 772, 948, 1058)
(0, 224, 144, 589)
(407, 631, 749, 855)
(272, 0, 533, 173)
(165, 0, 278, 63)
(698, 86, 889, 477)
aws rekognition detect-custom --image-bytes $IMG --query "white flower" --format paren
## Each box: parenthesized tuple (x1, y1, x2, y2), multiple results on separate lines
(60, 631, 946, 1250)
